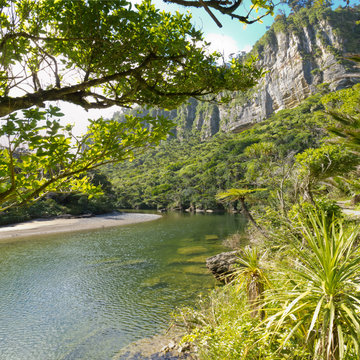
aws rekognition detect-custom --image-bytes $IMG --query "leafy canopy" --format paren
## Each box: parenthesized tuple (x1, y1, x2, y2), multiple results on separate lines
(0, 106, 173, 211)
(0, 0, 263, 117)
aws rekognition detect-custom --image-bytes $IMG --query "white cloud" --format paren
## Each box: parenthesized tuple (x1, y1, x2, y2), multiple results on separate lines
(204, 33, 239, 60)
(241, 44, 253, 53)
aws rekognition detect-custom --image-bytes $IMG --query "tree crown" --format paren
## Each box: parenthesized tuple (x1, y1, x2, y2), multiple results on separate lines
(0, 0, 263, 117)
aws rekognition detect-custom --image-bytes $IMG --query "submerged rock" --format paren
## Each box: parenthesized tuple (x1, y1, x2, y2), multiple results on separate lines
(177, 246, 208, 256)
(204, 234, 218, 241)
(141, 277, 169, 289)
(206, 251, 240, 282)
(113, 328, 194, 360)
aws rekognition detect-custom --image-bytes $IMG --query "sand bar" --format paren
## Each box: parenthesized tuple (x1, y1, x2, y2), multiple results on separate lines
(0, 212, 161, 242)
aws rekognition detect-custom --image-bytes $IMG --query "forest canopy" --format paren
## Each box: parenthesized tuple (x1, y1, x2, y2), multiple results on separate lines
(0, 0, 263, 117)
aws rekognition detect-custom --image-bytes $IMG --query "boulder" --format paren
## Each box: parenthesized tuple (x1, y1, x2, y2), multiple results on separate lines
(206, 251, 240, 282)
(351, 194, 360, 206)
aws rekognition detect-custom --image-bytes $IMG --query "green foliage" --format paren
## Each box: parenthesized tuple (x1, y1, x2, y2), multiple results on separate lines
(180, 213, 360, 360)
(265, 213, 360, 360)
(216, 188, 267, 202)
(323, 84, 360, 117)
(295, 144, 359, 185)
(0, 169, 116, 224)
(26, 198, 65, 218)
(328, 112, 360, 155)
(107, 90, 331, 210)
(0, 106, 172, 210)
(0, 198, 66, 225)
(232, 246, 270, 318)
(289, 197, 342, 227)
(293, 143, 359, 203)
(0, 0, 263, 116)
(180, 286, 267, 360)
(324, 84, 360, 155)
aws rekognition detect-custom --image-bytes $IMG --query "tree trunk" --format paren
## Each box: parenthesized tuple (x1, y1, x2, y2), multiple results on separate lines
(247, 274, 265, 319)
(239, 197, 269, 239)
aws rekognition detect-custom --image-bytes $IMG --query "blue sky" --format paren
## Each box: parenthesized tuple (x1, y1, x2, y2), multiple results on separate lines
(151, 0, 358, 57)
(152, 0, 283, 57)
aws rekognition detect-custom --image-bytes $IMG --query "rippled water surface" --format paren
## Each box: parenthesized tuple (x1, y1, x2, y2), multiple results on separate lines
(0, 212, 245, 360)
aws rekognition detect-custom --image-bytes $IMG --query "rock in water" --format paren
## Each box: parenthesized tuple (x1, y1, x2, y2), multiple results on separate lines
(206, 251, 240, 282)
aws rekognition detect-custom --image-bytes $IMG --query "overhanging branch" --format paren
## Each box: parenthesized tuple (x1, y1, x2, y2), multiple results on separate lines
(163, 0, 275, 25)
(0, 52, 191, 116)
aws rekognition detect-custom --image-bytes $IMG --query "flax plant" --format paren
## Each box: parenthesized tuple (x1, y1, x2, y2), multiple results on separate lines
(265, 212, 360, 360)
(233, 246, 270, 319)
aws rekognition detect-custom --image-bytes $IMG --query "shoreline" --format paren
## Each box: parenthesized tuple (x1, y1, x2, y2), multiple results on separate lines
(113, 326, 193, 360)
(0, 212, 161, 242)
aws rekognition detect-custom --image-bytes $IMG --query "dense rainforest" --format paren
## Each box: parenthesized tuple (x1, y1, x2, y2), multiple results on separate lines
(104, 84, 358, 212)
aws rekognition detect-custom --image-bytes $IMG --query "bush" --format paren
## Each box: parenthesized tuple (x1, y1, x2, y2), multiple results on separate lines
(289, 197, 342, 229)
(28, 198, 65, 218)
(179, 214, 360, 360)
(0, 207, 30, 226)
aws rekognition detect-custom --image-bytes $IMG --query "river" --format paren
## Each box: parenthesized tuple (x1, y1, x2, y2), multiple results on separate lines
(0, 212, 246, 360)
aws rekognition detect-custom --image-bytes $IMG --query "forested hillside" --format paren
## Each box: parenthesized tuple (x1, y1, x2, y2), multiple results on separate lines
(106, 85, 360, 211)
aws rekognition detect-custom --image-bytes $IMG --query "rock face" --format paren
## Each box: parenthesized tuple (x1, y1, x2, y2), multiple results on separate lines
(206, 251, 240, 282)
(113, 7, 360, 139)
(220, 8, 360, 134)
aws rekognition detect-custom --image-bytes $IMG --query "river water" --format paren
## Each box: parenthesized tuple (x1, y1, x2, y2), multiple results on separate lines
(0, 212, 245, 360)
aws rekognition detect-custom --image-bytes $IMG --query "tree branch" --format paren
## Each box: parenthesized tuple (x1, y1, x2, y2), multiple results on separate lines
(0, 31, 98, 52)
(0, 50, 229, 116)
(199, 0, 223, 28)
(164, 0, 274, 24)
(0, 52, 185, 116)
(164, 0, 242, 14)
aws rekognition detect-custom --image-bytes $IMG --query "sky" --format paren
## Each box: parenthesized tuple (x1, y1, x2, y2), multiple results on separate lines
(153, 0, 283, 56)
(57, 0, 356, 135)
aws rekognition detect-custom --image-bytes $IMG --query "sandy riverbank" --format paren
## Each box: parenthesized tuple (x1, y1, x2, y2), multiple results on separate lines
(0, 212, 161, 242)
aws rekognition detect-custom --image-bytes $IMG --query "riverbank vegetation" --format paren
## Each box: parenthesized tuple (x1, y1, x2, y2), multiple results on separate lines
(177, 213, 360, 359)
(171, 82, 360, 359)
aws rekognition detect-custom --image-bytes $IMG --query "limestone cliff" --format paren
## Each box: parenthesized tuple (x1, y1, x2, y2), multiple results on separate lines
(220, 5, 360, 134)
(113, 6, 360, 138)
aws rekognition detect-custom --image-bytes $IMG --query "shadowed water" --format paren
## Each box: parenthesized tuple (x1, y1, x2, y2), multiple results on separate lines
(0, 212, 246, 360)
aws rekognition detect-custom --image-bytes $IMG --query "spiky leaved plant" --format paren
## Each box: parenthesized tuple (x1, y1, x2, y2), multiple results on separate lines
(216, 188, 267, 237)
(233, 246, 270, 319)
(265, 211, 360, 360)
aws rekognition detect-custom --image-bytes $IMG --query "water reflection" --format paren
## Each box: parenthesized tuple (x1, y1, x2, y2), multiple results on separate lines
(0, 212, 246, 359)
